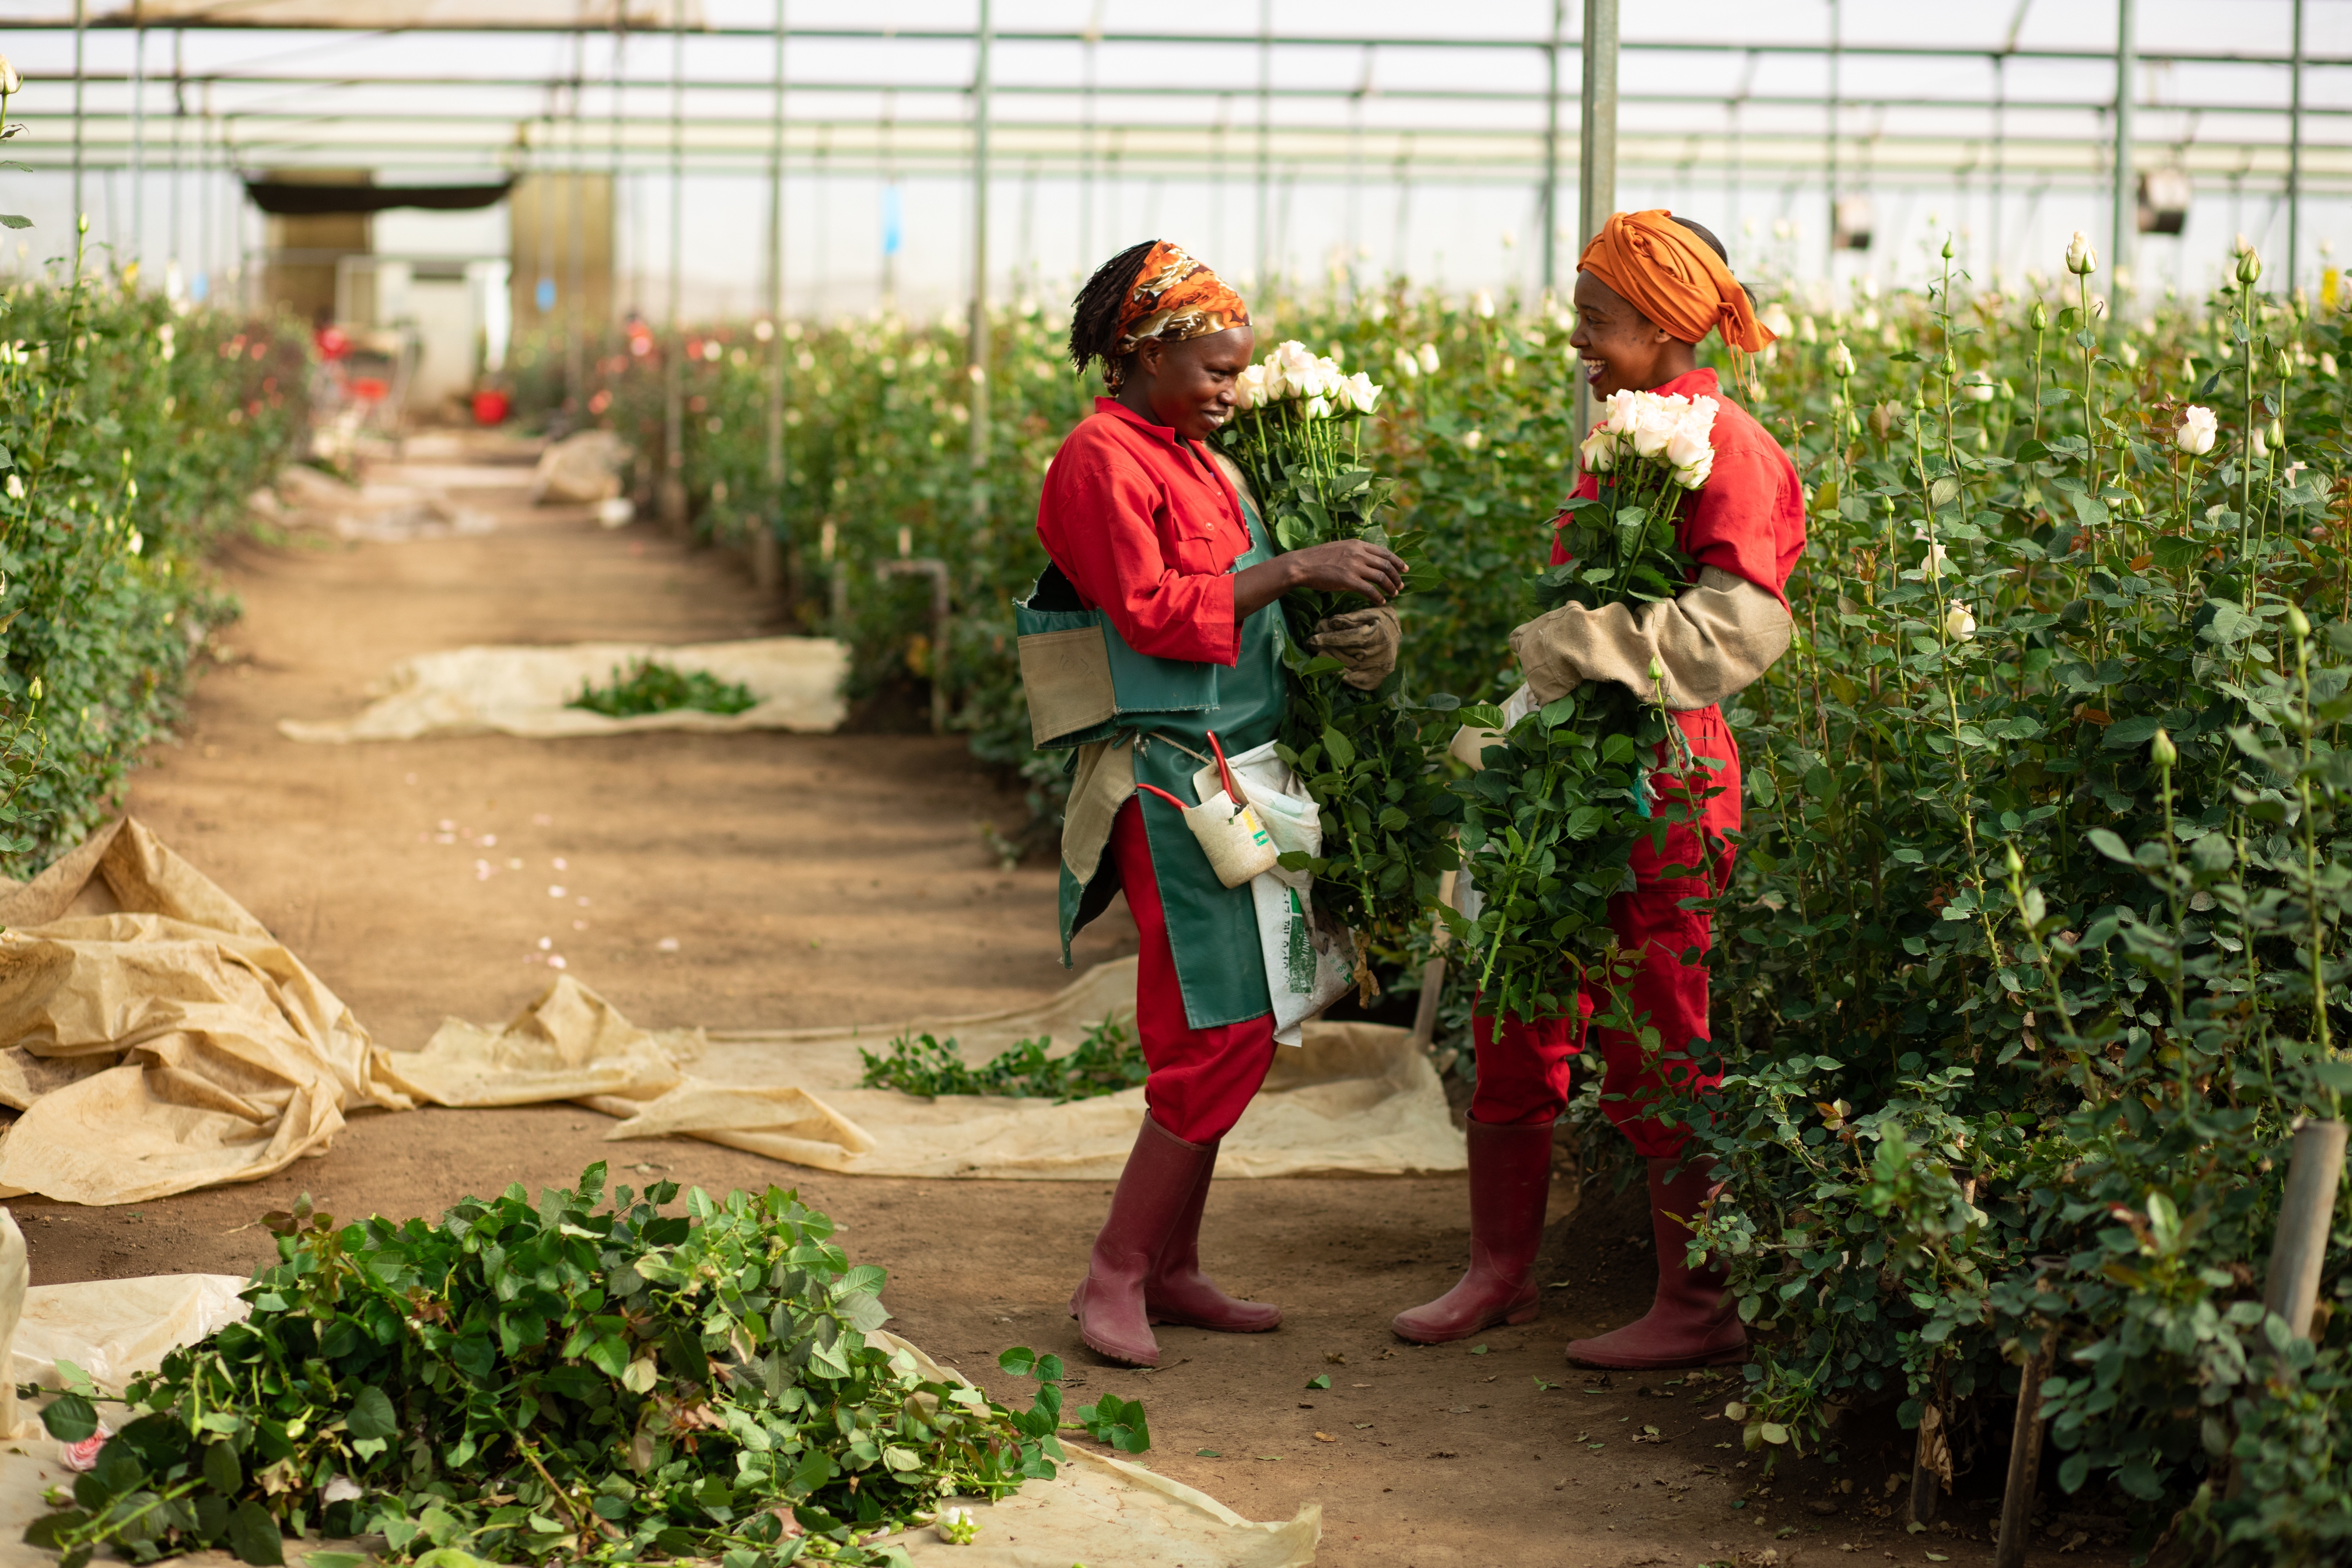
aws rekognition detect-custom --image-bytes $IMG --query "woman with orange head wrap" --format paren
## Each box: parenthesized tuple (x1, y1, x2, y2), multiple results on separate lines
(1394, 213, 1806, 1371)
(1024, 240, 1407, 1370)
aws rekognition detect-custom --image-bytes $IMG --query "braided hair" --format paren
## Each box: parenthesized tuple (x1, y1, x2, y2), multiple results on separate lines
(1069, 239, 1157, 386)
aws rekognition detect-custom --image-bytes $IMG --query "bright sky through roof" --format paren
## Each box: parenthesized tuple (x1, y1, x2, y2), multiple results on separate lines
(0, 2, 2336, 317)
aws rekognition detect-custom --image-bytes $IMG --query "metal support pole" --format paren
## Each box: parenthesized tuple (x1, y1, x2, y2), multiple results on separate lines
(130, 4, 144, 269)
(761, 0, 789, 597)
(969, 0, 992, 479)
(1993, 1329, 2056, 1568)
(1255, 0, 1272, 296)
(2112, 0, 2135, 287)
(1574, 0, 1618, 444)
(1539, 0, 1563, 295)
(565, 27, 587, 416)
(1826, 0, 1840, 266)
(2265, 1119, 2348, 1343)
(169, 27, 183, 292)
(2288, 0, 2305, 294)
(71, 0, 85, 231)
(662, 2, 686, 532)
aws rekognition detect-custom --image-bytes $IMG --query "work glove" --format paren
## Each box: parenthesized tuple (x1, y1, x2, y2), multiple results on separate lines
(1310, 605, 1402, 691)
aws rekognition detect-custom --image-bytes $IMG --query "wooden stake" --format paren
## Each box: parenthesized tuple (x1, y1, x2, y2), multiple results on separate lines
(1994, 1331, 2056, 1568)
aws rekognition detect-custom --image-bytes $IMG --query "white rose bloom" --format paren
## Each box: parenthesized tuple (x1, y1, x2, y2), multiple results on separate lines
(1473, 289, 1496, 320)
(1261, 355, 1291, 401)
(1579, 428, 1617, 474)
(1601, 389, 1641, 435)
(1629, 395, 1682, 459)
(2249, 423, 2269, 462)
(1944, 602, 1978, 642)
(1304, 394, 1333, 420)
(323, 1477, 364, 1506)
(1921, 540, 1951, 579)
(1393, 347, 1419, 380)
(1308, 357, 1345, 399)
(1273, 340, 1319, 389)
(1344, 371, 1382, 414)
(1672, 449, 1714, 491)
(2176, 405, 2217, 456)
(1829, 341, 1856, 378)
(2065, 230, 2097, 275)
(1417, 343, 1441, 374)
(1461, 429, 1483, 452)
(1233, 364, 1267, 411)
(1663, 411, 1712, 472)
(2323, 352, 2340, 379)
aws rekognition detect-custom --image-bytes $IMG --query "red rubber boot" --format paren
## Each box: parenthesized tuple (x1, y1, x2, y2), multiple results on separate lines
(1069, 1115, 1216, 1367)
(1566, 1156, 1747, 1369)
(1146, 1135, 1282, 1332)
(1391, 1117, 1554, 1344)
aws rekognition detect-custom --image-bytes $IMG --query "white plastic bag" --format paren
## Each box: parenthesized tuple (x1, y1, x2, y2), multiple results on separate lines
(1191, 741, 1354, 1045)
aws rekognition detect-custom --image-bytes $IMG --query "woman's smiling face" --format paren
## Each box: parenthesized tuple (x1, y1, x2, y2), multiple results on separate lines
(1568, 271, 1689, 399)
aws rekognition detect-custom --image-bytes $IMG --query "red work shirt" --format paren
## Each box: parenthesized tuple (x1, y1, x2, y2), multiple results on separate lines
(1552, 367, 1807, 605)
(1037, 397, 1253, 666)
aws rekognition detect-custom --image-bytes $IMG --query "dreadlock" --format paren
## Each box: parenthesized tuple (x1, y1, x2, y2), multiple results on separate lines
(1069, 239, 1157, 380)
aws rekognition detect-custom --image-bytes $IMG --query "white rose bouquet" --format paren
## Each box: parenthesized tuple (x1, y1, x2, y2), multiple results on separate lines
(1448, 388, 1723, 1030)
(1218, 339, 1455, 953)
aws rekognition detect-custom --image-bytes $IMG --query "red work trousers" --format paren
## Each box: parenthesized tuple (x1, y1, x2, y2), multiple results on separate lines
(1110, 797, 1279, 1144)
(1467, 706, 1741, 1158)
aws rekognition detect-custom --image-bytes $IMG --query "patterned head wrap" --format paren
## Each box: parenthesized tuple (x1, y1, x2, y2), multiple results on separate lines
(1578, 210, 1775, 386)
(1108, 241, 1250, 386)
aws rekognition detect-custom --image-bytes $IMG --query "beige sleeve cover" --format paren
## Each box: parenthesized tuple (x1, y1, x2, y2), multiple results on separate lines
(1507, 566, 1794, 710)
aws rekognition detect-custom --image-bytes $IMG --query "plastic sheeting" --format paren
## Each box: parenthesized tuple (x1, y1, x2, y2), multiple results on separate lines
(275, 637, 850, 743)
(86, 2, 701, 26)
(0, 819, 1459, 1208)
(412, 962, 1466, 1181)
(0, 820, 413, 1208)
(0, 1269, 1317, 1568)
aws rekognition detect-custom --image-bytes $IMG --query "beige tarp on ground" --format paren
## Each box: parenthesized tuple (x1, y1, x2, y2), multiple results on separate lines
(276, 637, 850, 743)
(0, 820, 414, 1207)
(0, 819, 1460, 1206)
(402, 963, 1466, 1181)
(0, 1264, 1318, 1568)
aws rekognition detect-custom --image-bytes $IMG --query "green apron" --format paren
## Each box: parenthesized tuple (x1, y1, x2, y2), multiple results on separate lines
(1019, 491, 1290, 1030)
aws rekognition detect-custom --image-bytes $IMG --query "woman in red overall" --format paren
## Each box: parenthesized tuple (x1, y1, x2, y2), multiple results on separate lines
(1395, 212, 1805, 1369)
(1030, 240, 1404, 1368)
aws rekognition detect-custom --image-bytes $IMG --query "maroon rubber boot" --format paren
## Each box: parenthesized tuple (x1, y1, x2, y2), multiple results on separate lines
(1391, 1117, 1555, 1344)
(1146, 1134, 1282, 1333)
(1068, 1115, 1216, 1366)
(1565, 1155, 1747, 1369)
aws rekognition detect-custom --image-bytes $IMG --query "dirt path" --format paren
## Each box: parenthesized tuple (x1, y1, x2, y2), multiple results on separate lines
(13, 440, 2119, 1568)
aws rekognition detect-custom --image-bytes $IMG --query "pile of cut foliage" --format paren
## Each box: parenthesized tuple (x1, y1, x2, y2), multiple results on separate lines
(27, 1166, 1082, 1567)
(856, 1018, 1145, 1102)
(568, 658, 758, 718)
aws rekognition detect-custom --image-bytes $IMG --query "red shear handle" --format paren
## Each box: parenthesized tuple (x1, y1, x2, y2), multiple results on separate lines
(1135, 783, 1194, 811)
(1205, 729, 1246, 803)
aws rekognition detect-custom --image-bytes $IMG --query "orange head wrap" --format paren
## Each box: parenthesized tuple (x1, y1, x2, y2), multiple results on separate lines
(1578, 210, 1775, 380)
(1110, 241, 1250, 383)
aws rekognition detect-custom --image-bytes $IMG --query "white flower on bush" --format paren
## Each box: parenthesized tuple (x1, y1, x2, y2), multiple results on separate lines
(2249, 422, 2269, 462)
(2065, 230, 2098, 275)
(1460, 429, 1484, 452)
(1944, 602, 1978, 642)
(322, 1476, 363, 1505)
(1760, 303, 1794, 340)
(2175, 405, 2217, 456)
(1829, 340, 1857, 379)
(1472, 289, 1495, 320)
(2323, 352, 2341, 379)
(1342, 372, 1382, 414)
(1392, 346, 1419, 380)
(1962, 373, 1996, 402)
(1416, 343, 1441, 374)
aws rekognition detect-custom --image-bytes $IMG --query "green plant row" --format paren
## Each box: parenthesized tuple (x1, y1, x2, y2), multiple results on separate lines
(29, 1165, 1119, 1567)
(0, 238, 307, 872)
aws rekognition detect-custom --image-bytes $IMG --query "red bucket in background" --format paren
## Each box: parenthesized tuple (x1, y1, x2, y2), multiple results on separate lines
(471, 389, 512, 426)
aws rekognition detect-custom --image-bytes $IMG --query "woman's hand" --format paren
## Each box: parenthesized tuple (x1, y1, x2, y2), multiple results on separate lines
(1234, 540, 1406, 620)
